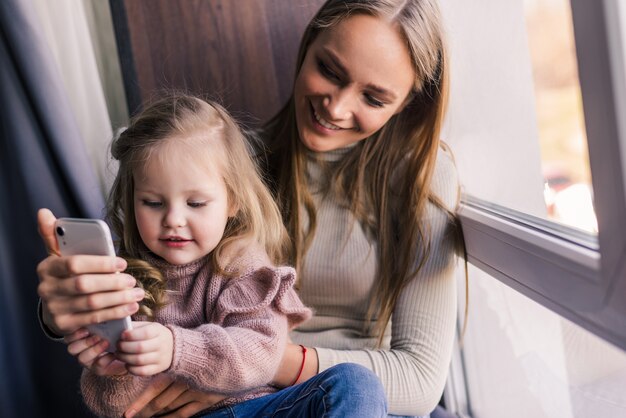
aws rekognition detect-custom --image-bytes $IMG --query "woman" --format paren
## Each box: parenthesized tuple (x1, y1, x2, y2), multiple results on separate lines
(37, 0, 460, 416)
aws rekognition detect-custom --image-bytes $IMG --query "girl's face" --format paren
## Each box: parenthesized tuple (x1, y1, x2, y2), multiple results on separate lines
(133, 141, 234, 265)
(294, 14, 415, 153)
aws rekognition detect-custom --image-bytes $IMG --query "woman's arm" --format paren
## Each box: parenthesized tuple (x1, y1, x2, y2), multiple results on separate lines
(36, 209, 144, 336)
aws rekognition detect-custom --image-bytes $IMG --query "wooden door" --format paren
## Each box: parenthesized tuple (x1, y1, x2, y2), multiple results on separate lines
(109, 0, 324, 127)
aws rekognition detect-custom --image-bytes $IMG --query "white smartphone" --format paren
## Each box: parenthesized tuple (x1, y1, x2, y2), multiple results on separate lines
(55, 217, 132, 352)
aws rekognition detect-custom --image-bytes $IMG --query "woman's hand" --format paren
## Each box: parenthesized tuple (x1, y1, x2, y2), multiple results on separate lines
(124, 375, 227, 418)
(36, 208, 144, 336)
(116, 321, 174, 376)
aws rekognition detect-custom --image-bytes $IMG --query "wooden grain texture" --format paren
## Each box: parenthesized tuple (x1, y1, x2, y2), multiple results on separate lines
(113, 0, 324, 126)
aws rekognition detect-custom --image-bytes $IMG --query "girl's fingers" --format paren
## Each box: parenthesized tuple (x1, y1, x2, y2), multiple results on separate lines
(126, 364, 162, 376)
(117, 337, 160, 355)
(120, 321, 158, 341)
(115, 351, 161, 367)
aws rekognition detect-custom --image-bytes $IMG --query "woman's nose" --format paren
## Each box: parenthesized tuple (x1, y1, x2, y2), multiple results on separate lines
(323, 90, 353, 121)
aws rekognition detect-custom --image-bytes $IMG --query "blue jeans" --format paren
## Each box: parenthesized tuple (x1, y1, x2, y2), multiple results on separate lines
(200, 363, 388, 417)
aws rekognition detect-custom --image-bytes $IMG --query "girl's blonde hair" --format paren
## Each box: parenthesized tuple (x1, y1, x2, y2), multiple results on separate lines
(262, 0, 458, 345)
(107, 94, 289, 318)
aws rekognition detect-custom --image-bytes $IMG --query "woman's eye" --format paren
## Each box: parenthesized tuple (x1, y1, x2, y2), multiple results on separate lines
(317, 59, 339, 81)
(364, 94, 384, 108)
(188, 201, 207, 208)
(142, 200, 162, 208)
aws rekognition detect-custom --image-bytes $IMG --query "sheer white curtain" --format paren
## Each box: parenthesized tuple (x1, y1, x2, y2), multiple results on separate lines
(32, 0, 119, 195)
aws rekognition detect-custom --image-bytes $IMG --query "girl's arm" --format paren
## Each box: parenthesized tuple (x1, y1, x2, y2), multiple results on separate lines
(164, 266, 311, 393)
(81, 369, 152, 418)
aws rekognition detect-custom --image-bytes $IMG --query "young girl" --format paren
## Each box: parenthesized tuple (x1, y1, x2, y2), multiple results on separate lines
(75, 94, 318, 417)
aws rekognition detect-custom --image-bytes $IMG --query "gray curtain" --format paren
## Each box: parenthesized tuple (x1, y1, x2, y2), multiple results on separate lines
(1, 0, 104, 416)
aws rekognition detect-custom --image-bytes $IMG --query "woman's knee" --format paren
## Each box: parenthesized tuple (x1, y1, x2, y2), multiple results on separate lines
(321, 363, 387, 414)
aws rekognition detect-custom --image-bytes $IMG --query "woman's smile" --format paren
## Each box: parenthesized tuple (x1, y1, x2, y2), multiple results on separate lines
(293, 14, 415, 153)
(310, 102, 346, 132)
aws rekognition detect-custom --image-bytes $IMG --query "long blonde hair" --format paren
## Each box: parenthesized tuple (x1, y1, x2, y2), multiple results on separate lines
(107, 94, 289, 318)
(262, 0, 457, 345)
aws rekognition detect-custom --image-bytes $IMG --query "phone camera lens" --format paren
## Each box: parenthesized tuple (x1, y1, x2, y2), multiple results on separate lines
(56, 226, 65, 237)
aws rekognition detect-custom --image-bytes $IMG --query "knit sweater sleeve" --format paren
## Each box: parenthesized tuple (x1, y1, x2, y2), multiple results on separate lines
(315, 149, 459, 416)
(80, 369, 151, 418)
(166, 265, 311, 393)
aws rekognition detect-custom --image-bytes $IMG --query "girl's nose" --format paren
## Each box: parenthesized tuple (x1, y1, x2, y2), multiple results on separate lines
(162, 207, 186, 228)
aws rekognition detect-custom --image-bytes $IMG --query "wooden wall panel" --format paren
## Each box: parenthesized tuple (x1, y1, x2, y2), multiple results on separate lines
(110, 0, 324, 126)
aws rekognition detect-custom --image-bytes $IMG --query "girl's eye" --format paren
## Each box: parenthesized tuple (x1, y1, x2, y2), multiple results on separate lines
(142, 200, 162, 208)
(188, 201, 207, 208)
(364, 93, 384, 108)
(317, 59, 339, 81)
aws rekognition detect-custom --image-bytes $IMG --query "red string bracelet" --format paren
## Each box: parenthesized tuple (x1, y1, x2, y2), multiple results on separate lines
(290, 344, 307, 386)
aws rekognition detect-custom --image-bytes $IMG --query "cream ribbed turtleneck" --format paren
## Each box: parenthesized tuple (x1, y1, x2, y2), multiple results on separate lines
(291, 145, 459, 416)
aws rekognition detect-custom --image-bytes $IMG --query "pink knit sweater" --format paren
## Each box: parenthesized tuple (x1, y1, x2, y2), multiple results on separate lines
(80, 247, 311, 417)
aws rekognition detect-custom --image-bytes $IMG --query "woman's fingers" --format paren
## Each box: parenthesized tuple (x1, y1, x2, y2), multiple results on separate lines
(38, 254, 128, 282)
(64, 328, 90, 344)
(45, 285, 143, 315)
(156, 391, 228, 418)
(124, 374, 180, 418)
(124, 378, 226, 418)
(39, 272, 138, 302)
(159, 392, 227, 418)
(37, 208, 60, 255)
(49, 302, 140, 334)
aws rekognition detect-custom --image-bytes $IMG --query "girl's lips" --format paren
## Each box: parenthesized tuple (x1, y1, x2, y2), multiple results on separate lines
(160, 238, 192, 248)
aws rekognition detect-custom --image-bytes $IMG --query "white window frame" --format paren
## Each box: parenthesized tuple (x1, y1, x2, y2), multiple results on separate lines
(457, 0, 626, 352)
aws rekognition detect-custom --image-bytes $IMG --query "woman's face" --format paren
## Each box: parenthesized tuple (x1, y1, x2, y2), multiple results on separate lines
(294, 14, 415, 153)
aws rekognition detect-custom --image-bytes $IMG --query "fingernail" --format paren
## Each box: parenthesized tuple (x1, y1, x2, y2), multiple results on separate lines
(75, 329, 89, 339)
(126, 276, 136, 287)
(115, 258, 127, 271)
(133, 288, 145, 299)
(127, 302, 139, 313)
(125, 409, 136, 418)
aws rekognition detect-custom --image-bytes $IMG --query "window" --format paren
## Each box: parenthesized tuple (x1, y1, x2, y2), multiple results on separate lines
(440, 0, 626, 416)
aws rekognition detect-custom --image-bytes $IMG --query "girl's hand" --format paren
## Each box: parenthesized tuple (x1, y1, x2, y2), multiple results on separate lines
(124, 375, 227, 418)
(116, 321, 174, 376)
(65, 328, 128, 376)
(36, 209, 143, 335)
